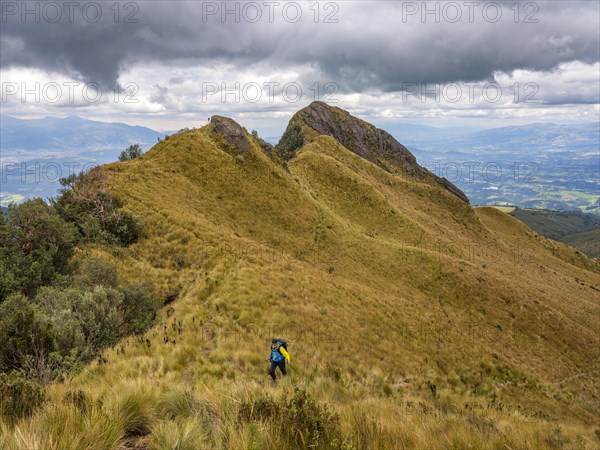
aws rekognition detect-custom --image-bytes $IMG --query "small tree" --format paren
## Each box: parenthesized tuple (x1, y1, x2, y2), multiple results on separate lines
(118, 144, 143, 162)
(53, 168, 144, 246)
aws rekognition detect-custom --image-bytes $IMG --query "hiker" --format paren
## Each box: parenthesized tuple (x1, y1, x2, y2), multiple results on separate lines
(266, 338, 290, 382)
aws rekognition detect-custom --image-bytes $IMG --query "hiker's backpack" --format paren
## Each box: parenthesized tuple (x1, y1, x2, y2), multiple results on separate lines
(274, 338, 288, 352)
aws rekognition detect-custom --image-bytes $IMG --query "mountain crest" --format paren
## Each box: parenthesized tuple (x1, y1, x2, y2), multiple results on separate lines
(275, 102, 469, 203)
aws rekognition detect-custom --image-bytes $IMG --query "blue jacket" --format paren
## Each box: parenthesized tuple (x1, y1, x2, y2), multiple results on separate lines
(269, 344, 290, 363)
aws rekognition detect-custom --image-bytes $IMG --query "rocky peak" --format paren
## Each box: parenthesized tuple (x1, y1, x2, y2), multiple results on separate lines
(211, 115, 252, 154)
(293, 101, 419, 172)
(211, 115, 273, 156)
(276, 102, 469, 203)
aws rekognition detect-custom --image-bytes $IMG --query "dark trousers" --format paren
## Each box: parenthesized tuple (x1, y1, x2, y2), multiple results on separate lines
(269, 360, 287, 380)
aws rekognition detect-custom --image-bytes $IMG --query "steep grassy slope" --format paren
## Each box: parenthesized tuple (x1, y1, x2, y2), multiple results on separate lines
(507, 208, 600, 259)
(561, 229, 600, 260)
(3, 106, 600, 449)
(509, 209, 599, 241)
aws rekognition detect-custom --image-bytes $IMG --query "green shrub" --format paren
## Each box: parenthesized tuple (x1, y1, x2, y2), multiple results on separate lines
(238, 395, 281, 422)
(7, 199, 79, 276)
(0, 214, 18, 300)
(0, 294, 55, 373)
(1, 279, 158, 378)
(73, 257, 119, 289)
(0, 371, 46, 423)
(0, 258, 19, 304)
(53, 169, 143, 246)
(283, 387, 341, 447)
(105, 211, 144, 246)
(121, 282, 160, 335)
(275, 124, 304, 161)
(239, 387, 341, 449)
(34, 286, 123, 359)
(0, 199, 79, 301)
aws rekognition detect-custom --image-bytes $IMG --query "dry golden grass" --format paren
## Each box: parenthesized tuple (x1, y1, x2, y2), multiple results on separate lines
(3, 120, 599, 449)
(491, 206, 516, 214)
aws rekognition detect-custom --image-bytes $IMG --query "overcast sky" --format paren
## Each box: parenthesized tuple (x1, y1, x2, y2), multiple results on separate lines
(1, 0, 599, 133)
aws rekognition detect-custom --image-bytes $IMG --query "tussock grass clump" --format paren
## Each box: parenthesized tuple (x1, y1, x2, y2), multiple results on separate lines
(149, 418, 206, 450)
(349, 406, 416, 449)
(0, 401, 123, 450)
(157, 386, 200, 420)
(115, 388, 158, 437)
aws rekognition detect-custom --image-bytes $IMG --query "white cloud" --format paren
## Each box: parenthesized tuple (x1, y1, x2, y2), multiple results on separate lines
(2, 58, 598, 132)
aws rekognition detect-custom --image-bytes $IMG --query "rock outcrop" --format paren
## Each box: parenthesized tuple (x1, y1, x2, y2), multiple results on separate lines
(211, 115, 252, 154)
(275, 102, 469, 203)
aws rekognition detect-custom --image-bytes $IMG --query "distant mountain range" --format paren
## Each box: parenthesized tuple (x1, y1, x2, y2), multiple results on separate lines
(1, 115, 163, 159)
(1, 115, 165, 203)
(1, 115, 598, 214)
(386, 122, 599, 152)
(391, 122, 599, 215)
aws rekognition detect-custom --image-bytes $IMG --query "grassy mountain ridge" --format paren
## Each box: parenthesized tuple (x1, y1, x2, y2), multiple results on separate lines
(3, 104, 600, 449)
(507, 208, 600, 259)
(510, 208, 600, 241)
(560, 229, 600, 260)
(276, 101, 470, 203)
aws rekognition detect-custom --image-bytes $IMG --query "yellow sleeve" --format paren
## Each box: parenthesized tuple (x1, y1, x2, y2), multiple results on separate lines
(279, 346, 290, 362)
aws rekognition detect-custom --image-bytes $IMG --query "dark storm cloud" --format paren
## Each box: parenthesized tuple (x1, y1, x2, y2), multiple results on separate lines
(1, 1, 598, 91)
